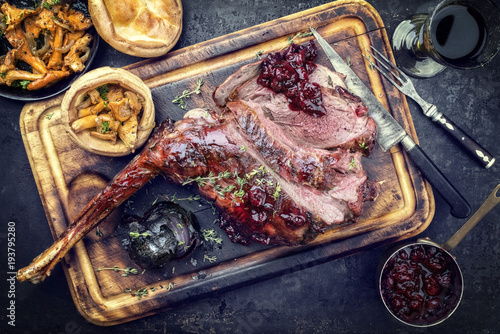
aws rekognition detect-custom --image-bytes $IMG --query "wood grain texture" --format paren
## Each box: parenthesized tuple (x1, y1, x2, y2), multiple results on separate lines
(19, 0, 434, 326)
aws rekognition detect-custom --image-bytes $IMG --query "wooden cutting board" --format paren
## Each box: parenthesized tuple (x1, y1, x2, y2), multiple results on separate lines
(19, 0, 434, 326)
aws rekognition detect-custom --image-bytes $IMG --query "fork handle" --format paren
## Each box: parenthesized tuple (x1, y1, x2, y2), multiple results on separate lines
(433, 113, 495, 168)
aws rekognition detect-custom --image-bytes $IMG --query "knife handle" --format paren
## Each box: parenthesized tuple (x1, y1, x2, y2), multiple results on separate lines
(401, 136, 472, 218)
(433, 113, 495, 168)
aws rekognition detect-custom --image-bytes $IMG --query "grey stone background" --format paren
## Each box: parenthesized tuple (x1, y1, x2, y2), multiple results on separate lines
(1, 0, 499, 333)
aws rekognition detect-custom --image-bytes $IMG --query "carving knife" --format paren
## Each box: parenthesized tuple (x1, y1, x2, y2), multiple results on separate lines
(310, 27, 471, 218)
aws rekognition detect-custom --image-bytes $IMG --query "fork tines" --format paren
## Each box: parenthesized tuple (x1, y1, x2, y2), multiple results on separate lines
(362, 46, 409, 88)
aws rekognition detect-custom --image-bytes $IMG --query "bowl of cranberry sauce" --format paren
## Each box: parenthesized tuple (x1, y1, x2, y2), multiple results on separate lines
(379, 239, 463, 327)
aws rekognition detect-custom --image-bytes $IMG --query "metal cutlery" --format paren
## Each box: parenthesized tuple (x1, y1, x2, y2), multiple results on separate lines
(363, 46, 495, 169)
(310, 27, 471, 218)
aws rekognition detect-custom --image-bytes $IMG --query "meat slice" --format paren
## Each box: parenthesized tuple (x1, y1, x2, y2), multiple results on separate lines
(214, 61, 261, 107)
(215, 60, 376, 151)
(226, 100, 365, 190)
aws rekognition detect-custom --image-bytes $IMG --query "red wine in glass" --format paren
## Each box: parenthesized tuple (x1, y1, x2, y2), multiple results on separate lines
(392, 0, 500, 78)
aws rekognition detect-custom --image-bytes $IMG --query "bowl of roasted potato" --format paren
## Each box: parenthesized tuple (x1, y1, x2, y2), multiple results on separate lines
(61, 66, 155, 157)
(0, 0, 99, 101)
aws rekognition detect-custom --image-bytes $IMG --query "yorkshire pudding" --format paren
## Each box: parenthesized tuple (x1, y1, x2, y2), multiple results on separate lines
(61, 67, 155, 157)
(88, 0, 182, 58)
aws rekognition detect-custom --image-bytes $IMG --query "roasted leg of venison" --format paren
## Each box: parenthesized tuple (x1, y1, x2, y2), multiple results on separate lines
(17, 102, 377, 283)
(17, 43, 379, 284)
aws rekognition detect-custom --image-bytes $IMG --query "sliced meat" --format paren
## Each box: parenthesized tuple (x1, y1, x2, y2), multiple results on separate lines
(214, 54, 376, 151)
(16, 43, 380, 284)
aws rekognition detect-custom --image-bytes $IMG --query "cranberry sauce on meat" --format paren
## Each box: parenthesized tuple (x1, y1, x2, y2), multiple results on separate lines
(257, 42, 326, 116)
(216, 44, 377, 152)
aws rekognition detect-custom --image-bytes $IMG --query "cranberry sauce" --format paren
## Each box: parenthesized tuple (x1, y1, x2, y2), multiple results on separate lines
(257, 42, 326, 117)
(380, 243, 462, 326)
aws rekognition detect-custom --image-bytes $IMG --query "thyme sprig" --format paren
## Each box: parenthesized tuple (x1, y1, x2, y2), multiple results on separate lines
(272, 183, 282, 200)
(129, 231, 151, 239)
(165, 193, 202, 203)
(201, 228, 223, 245)
(182, 171, 237, 198)
(182, 166, 272, 201)
(125, 282, 175, 300)
(172, 79, 204, 110)
(203, 254, 217, 263)
(95, 266, 139, 277)
(281, 31, 313, 50)
(346, 56, 353, 67)
(131, 287, 149, 299)
(348, 158, 358, 171)
(183, 170, 231, 187)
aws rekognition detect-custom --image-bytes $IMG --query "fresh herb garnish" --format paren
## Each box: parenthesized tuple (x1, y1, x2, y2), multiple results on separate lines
(132, 287, 149, 299)
(327, 75, 334, 87)
(272, 182, 282, 200)
(129, 231, 151, 239)
(288, 31, 313, 44)
(172, 79, 204, 110)
(245, 165, 268, 178)
(97, 84, 109, 101)
(43, 0, 60, 10)
(166, 193, 202, 203)
(201, 228, 223, 245)
(100, 121, 110, 133)
(182, 166, 273, 202)
(281, 31, 313, 50)
(255, 50, 264, 59)
(203, 254, 217, 263)
(95, 266, 139, 277)
(346, 56, 353, 67)
(126, 282, 175, 299)
(12, 80, 31, 90)
(348, 158, 358, 171)
(183, 170, 231, 186)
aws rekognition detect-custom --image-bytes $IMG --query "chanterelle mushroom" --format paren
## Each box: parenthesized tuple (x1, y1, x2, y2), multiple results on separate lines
(0, 2, 94, 91)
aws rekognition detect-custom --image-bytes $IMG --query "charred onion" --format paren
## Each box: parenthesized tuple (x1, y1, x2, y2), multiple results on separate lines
(125, 201, 199, 268)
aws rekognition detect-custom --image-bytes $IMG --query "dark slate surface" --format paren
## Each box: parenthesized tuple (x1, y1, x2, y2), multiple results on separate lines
(1, 0, 499, 333)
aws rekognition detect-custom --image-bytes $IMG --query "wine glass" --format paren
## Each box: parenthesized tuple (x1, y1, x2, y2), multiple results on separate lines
(392, 0, 500, 78)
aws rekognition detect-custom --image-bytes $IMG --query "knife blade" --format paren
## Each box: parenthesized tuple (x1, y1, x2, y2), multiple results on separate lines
(310, 27, 471, 218)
